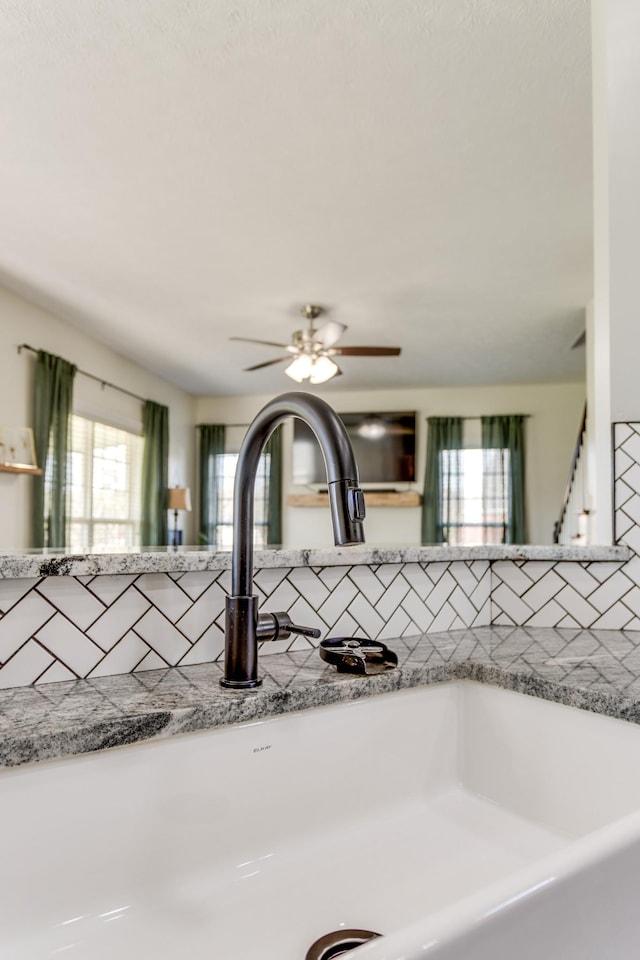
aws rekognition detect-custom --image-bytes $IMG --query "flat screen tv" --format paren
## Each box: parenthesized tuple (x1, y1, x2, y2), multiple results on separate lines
(292, 411, 416, 486)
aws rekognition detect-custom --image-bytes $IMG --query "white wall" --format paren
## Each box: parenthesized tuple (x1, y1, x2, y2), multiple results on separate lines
(592, 0, 640, 425)
(585, 299, 613, 543)
(0, 285, 196, 549)
(196, 381, 586, 547)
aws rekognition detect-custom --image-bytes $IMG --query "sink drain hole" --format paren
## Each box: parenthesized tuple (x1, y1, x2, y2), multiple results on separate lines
(306, 929, 382, 960)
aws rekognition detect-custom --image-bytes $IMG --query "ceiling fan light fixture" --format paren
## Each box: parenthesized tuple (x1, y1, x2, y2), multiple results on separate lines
(284, 353, 339, 384)
(309, 355, 339, 384)
(284, 354, 313, 382)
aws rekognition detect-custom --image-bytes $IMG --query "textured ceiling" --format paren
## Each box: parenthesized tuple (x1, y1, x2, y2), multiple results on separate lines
(0, 0, 591, 395)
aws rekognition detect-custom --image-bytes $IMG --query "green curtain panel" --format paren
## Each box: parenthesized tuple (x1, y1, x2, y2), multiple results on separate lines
(481, 415, 526, 544)
(421, 417, 463, 544)
(198, 424, 225, 546)
(265, 425, 283, 546)
(32, 351, 77, 548)
(141, 400, 169, 546)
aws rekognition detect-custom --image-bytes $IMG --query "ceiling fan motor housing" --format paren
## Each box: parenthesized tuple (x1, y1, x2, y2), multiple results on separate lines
(301, 304, 324, 321)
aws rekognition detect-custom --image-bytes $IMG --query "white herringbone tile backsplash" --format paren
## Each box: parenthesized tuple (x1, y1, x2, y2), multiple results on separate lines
(2, 422, 640, 689)
(490, 423, 640, 629)
(0, 560, 491, 687)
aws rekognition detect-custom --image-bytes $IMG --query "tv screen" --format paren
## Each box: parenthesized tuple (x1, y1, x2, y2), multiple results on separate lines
(293, 411, 416, 485)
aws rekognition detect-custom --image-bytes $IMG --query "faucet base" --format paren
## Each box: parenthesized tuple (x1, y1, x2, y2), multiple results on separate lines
(219, 676, 263, 689)
(223, 595, 262, 688)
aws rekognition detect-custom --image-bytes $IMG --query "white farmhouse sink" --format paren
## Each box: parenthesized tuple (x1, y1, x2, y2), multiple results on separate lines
(3, 680, 640, 959)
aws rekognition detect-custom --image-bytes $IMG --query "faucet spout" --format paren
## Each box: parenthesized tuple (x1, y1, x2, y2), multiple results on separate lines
(221, 392, 366, 689)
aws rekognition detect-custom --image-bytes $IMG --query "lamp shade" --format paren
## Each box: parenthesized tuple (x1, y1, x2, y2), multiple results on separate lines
(167, 487, 192, 511)
(284, 354, 313, 383)
(284, 354, 339, 384)
(309, 355, 339, 384)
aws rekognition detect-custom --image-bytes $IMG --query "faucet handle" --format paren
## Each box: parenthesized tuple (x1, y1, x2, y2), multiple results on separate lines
(287, 621, 322, 639)
(257, 611, 321, 642)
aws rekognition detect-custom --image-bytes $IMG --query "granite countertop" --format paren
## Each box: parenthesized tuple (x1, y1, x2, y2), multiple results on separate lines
(1, 625, 640, 769)
(0, 543, 630, 578)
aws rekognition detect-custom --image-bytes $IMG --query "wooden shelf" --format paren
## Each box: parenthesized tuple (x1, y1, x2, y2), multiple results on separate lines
(0, 463, 43, 476)
(287, 491, 422, 508)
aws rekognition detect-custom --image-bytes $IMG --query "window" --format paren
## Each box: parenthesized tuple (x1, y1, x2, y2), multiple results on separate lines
(67, 416, 144, 552)
(423, 414, 524, 547)
(440, 447, 510, 545)
(214, 451, 271, 550)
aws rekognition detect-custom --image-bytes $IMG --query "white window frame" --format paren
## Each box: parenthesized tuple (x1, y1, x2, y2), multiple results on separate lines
(440, 446, 510, 546)
(214, 451, 271, 550)
(67, 415, 143, 552)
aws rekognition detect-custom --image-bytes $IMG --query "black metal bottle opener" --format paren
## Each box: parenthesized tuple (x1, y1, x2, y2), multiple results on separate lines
(319, 637, 398, 675)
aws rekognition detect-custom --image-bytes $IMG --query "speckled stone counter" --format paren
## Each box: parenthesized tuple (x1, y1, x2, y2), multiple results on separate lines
(2, 625, 640, 768)
(0, 543, 629, 579)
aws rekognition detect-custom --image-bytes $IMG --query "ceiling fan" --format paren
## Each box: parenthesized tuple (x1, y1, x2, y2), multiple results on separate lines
(230, 304, 401, 384)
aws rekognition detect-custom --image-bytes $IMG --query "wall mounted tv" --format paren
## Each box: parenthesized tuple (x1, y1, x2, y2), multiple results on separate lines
(292, 411, 416, 486)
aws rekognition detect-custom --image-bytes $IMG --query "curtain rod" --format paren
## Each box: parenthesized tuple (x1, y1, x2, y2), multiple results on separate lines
(426, 414, 532, 420)
(18, 343, 147, 404)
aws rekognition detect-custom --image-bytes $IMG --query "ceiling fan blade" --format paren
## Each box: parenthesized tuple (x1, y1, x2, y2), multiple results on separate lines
(313, 320, 347, 349)
(243, 356, 291, 372)
(231, 336, 291, 349)
(329, 346, 402, 357)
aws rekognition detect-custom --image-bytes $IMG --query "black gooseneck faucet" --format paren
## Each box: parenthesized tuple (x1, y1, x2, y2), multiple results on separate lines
(220, 392, 366, 689)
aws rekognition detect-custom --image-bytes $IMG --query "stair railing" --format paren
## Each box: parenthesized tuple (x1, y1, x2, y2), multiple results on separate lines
(553, 403, 587, 544)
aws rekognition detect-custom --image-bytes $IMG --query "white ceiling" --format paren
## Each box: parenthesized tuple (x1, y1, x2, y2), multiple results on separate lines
(0, 0, 591, 396)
